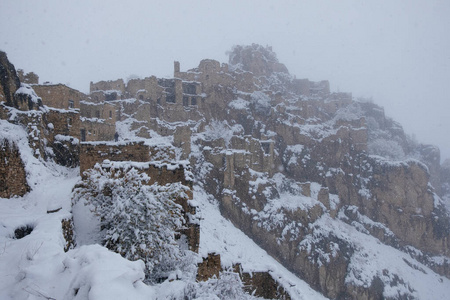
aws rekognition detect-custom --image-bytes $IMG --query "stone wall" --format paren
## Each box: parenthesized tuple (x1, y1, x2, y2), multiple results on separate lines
(173, 125, 192, 160)
(85, 159, 191, 190)
(90, 79, 125, 93)
(79, 119, 116, 142)
(47, 109, 80, 139)
(196, 253, 291, 299)
(290, 78, 310, 96)
(239, 270, 291, 299)
(45, 109, 81, 167)
(79, 101, 116, 142)
(79, 141, 153, 175)
(127, 76, 165, 101)
(0, 139, 29, 198)
(80, 101, 115, 120)
(197, 253, 221, 281)
(228, 44, 289, 76)
(33, 84, 86, 110)
(79, 141, 198, 253)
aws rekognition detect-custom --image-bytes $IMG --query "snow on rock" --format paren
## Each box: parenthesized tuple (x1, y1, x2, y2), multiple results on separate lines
(0, 120, 156, 300)
(14, 83, 41, 104)
(61, 245, 152, 300)
(228, 98, 249, 110)
(307, 215, 450, 299)
(195, 186, 328, 300)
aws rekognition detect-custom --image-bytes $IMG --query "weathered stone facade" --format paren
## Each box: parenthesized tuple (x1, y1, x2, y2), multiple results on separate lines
(33, 84, 85, 110)
(79, 141, 173, 175)
(79, 101, 116, 142)
(0, 139, 29, 198)
(197, 253, 221, 281)
(196, 253, 292, 299)
(239, 270, 291, 299)
(46, 109, 81, 139)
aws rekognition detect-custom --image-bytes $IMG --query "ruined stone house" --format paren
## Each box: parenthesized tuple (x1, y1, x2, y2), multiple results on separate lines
(79, 101, 116, 142)
(33, 83, 84, 110)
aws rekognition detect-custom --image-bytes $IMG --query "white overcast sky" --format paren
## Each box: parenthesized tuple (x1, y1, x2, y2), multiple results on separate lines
(1, 0, 449, 161)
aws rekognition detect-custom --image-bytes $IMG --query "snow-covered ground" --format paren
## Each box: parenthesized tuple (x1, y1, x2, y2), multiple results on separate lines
(2, 119, 449, 299)
(311, 215, 450, 299)
(0, 121, 329, 299)
(195, 185, 328, 300)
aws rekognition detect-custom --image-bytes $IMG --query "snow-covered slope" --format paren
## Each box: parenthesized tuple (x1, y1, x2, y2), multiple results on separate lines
(2, 45, 450, 299)
(196, 185, 328, 300)
(0, 120, 327, 299)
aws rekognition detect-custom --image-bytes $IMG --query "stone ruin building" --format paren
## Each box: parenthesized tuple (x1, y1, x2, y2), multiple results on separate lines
(0, 49, 199, 256)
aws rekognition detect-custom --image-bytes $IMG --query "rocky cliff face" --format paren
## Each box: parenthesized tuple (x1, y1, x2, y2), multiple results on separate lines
(0, 51, 42, 111)
(112, 44, 449, 299)
(2, 45, 449, 299)
(0, 51, 21, 108)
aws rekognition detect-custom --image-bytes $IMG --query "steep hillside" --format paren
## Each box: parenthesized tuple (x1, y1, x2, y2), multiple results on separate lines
(0, 121, 326, 299)
(1, 46, 450, 299)
(106, 44, 450, 298)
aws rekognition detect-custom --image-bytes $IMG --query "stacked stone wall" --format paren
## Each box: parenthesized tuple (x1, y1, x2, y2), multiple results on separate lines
(0, 139, 29, 198)
(239, 270, 291, 299)
(80, 101, 115, 121)
(90, 79, 125, 93)
(79, 101, 116, 142)
(47, 109, 80, 139)
(197, 253, 221, 281)
(290, 78, 310, 96)
(79, 141, 152, 175)
(33, 84, 85, 109)
(127, 76, 164, 101)
(196, 254, 291, 299)
(80, 120, 115, 142)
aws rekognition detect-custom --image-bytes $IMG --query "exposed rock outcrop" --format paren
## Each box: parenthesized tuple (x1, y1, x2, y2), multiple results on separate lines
(0, 51, 21, 108)
(228, 44, 289, 76)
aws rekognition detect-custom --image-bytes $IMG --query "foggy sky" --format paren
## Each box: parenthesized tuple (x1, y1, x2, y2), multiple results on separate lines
(1, 0, 449, 161)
